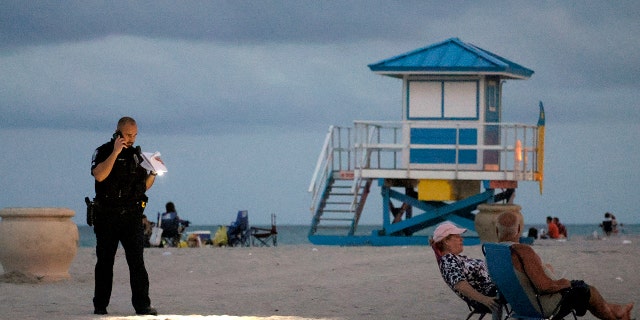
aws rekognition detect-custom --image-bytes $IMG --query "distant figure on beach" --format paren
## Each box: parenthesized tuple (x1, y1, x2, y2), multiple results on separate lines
(389, 187, 416, 226)
(160, 201, 190, 247)
(497, 211, 634, 320)
(389, 200, 409, 223)
(162, 202, 177, 220)
(541, 216, 561, 239)
(430, 222, 502, 317)
(161, 202, 182, 228)
(553, 217, 568, 238)
(527, 227, 538, 239)
(90, 116, 158, 316)
(600, 212, 617, 237)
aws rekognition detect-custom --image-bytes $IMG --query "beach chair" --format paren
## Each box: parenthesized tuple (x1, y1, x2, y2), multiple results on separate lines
(431, 243, 500, 320)
(227, 210, 250, 247)
(161, 212, 180, 238)
(482, 243, 577, 320)
(250, 213, 278, 247)
(159, 212, 190, 247)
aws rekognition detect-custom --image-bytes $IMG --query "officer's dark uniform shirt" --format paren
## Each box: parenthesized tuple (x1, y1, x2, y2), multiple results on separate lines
(91, 139, 148, 205)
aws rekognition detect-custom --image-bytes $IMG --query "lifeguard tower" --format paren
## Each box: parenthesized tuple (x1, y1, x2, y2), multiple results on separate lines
(308, 38, 544, 246)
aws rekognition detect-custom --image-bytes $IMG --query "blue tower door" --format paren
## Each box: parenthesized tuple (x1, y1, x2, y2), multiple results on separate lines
(483, 77, 501, 170)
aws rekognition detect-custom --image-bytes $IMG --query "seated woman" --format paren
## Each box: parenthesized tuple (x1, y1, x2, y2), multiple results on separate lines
(160, 202, 190, 246)
(431, 222, 502, 317)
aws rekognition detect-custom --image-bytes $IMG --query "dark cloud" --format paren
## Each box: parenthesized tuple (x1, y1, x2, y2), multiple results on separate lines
(0, 0, 455, 48)
(3, 1, 638, 49)
(1, 1, 639, 132)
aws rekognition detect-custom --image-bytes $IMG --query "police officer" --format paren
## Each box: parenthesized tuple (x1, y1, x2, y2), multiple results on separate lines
(91, 116, 158, 315)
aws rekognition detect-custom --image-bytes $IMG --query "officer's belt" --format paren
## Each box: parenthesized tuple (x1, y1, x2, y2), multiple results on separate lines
(94, 198, 146, 209)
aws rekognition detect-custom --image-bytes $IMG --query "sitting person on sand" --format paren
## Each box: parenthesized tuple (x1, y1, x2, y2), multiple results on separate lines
(611, 213, 619, 235)
(544, 216, 562, 239)
(430, 222, 502, 317)
(496, 211, 634, 320)
(600, 212, 620, 237)
(553, 217, 568, 239)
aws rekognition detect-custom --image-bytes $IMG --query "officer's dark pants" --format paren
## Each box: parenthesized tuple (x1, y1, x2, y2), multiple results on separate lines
(93, 205, 151, 312)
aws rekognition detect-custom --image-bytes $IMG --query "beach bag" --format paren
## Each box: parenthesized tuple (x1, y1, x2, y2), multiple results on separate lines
(561, 280, 591, 316)
(149, 226, 163, 246)
(149, 214, 163, 246)
(213, 225, 228, 246)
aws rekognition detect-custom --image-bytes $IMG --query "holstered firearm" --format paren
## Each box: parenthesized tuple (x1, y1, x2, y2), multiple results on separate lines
(85, 197, 95, 226)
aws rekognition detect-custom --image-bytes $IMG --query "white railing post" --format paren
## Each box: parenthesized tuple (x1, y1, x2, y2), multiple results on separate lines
(308, 126, 336, 215)
(308, 125, 334, 193)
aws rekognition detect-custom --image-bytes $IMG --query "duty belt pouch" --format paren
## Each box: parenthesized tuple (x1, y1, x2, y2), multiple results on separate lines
(85, 197, 95, 226)
(139, 195, 149, 215)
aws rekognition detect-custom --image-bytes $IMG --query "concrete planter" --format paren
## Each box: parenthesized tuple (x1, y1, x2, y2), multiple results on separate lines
(0, 207, 79, 281)
(475, 203, 523, 243)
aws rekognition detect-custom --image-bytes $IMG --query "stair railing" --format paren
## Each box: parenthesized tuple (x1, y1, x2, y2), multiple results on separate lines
(308, 126, 335, 215)
(308, 126, 356, 215)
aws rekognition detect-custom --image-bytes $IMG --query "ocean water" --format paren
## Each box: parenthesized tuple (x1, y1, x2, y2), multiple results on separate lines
(77, 223, 640, 247)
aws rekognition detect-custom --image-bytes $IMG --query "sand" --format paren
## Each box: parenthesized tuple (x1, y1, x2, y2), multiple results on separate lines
(0, 236, 638, 320)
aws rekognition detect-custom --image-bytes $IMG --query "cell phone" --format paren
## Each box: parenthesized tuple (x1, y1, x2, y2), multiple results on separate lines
(112, 130, 122, 140)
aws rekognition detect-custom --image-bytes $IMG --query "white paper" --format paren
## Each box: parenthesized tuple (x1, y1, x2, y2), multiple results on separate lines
(140, 151, 168, 174)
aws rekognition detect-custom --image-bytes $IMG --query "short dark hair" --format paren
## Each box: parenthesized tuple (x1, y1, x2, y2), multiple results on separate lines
(117, 116, 136, 130)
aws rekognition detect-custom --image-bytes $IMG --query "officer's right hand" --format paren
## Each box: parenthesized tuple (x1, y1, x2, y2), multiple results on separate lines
(113, 136, 127, 154)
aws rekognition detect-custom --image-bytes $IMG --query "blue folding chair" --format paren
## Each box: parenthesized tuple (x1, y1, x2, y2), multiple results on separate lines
(482, 243, 577, 320)
(227, 210, 250, 247)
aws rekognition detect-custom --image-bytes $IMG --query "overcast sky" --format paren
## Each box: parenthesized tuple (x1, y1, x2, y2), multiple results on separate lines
(1, 1, 639, 229)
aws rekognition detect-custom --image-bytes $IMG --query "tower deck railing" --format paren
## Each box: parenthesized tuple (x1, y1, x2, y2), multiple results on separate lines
(309, 121, 541, 214)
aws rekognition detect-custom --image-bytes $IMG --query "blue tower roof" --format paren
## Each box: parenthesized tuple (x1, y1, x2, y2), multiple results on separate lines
(368, 38, 534, 79)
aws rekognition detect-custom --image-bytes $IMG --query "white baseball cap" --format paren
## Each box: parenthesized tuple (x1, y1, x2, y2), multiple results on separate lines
(433, 222, 467, 243)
